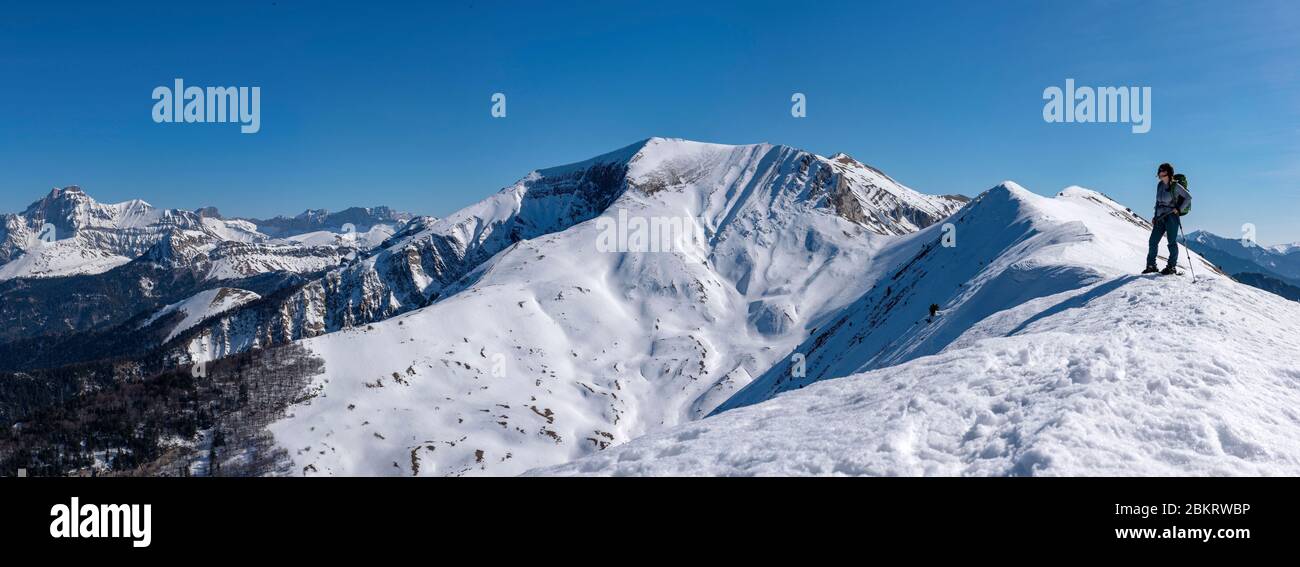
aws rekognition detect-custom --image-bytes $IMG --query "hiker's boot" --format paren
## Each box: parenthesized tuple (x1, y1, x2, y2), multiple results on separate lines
(1160, 265, 1177, 276)
(1142, 265, 1159, 274)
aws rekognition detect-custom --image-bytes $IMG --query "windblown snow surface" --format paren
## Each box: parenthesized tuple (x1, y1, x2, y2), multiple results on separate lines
(534, 183, 1300, 476)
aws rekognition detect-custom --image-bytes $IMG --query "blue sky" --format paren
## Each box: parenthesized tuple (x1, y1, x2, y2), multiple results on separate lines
(2, 0, 1297, 242)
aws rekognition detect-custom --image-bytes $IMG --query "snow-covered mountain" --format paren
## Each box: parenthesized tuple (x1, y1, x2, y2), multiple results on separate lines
(1185, 230, 1300, 287)
(0, 186, 249, 279)
(0, 186, 414, 281)
(225, 138, 967, 476)
(247, 206, 413, 238)
(534, 183, 1300, 476)
(176, 139, 966, 367)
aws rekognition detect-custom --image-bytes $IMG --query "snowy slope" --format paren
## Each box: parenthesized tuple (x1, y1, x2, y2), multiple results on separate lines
(716, 183, 1219, 411)
(262, 138, 965, 476)
(201, 217, 264, 243)
(143, 287, 263, 343)
(534, 184, 1300, 476)
(0, 237, 136, 280)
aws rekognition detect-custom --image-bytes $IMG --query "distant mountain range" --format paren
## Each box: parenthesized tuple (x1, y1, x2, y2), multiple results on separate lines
(0, 187, 420, 370)
(0, 185, 417, 281)
(243, 206, 414, 238)
(1184, 230, 1300, 300)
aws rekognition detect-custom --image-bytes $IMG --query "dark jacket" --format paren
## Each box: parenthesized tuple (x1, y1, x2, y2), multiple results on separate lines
(1154, 180, 1191, 218)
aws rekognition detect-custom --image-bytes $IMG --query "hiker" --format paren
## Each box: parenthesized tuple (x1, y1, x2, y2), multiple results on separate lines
(1143, 163, 1192, 275)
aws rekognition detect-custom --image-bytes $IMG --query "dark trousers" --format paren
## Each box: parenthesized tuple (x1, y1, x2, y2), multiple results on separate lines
(1146, 213, 1181, 268)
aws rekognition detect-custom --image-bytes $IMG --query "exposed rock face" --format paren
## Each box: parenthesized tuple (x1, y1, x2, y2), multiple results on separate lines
(817, 153, 966, 235)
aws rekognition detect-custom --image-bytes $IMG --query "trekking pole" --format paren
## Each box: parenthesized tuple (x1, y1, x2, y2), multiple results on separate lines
(1179, 223, 1196, 283)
